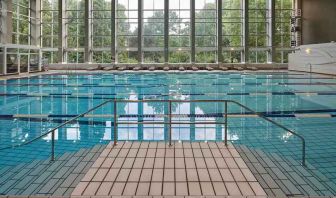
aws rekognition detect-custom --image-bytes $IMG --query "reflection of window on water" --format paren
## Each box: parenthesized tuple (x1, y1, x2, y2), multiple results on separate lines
(195, 106, 216, 141)
(143, 127, 164, 140)
(223, 129, 239, 141)
(43, 129, 59, 141)
(66, 124, 81, 141)
(143, 102, 165, 140)
(118, 95, 139, 140)
(118, 127, 138, 140)
(172, 103, 191, 140)
(195, 127, 216, 141)
(103, 121, 112, 140)
(11, 127, 29, 143)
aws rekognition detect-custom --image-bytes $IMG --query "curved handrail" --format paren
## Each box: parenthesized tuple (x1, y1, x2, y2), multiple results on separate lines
(0, 99, 306, 166)
(229, 100, 306, 166)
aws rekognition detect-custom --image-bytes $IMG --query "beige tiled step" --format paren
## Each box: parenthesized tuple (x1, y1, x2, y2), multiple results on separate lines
(72, 141, 266, 196)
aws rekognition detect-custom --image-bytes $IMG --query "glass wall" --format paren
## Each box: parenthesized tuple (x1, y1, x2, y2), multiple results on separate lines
(41, 0, 58, 63)
(142, 0, 165, 63)
(12, 0, 31, 45)
(92, 0, 112, 63)
(195, 0, 217, 63)
(36, 0, 295, 65)
(116, 0, 138, 63)
(168, 0, 191, 63)
(65, 0, 85, 63)
(222, 0, 243, 63)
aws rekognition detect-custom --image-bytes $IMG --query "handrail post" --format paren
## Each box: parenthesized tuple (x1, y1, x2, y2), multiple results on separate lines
(51, 130, 55, 161)
(114, 100, 118, 146)
(168, 100, 172, 147)
(302, 139, 306, 166)
(224, 101, 228, 146)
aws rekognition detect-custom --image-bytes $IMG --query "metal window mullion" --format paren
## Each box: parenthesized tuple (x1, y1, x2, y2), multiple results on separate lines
(242, 0, 248, 63)
(138, 0, 142, 63)
(111, 0, 116, 63)
(164, 0, 169, 63)
(218, 0, 222, 63)
(191, 0, 195, 63)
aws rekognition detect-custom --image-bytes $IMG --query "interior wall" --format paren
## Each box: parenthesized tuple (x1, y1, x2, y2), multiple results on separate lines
(302, 0, 336, 44)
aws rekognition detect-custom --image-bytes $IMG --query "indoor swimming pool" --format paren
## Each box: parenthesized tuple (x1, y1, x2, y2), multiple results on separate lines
(1, 71, 336, 188)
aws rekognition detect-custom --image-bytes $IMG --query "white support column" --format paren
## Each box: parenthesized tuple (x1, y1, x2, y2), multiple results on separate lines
(0, 0, 12, 74)
(0, 0, 13, 44)
(1, 47, 7, 75)
(30, 0, 41, 46)
(30, 0, 41, 72)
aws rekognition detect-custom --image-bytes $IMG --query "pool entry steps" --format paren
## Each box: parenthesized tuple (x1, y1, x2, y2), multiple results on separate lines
(72, 142, 266, 196)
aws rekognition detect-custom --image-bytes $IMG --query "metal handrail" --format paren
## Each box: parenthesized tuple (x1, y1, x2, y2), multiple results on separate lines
(229, 100, 306, 166)
(0, 99, 306, 166)
(0, 99, 114, 156)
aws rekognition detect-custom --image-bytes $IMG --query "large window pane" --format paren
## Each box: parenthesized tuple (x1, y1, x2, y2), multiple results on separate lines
(195, 0, 217, 63)
(65, 0, 85, 63)
(12, 0, 31, 45)
(275, 0, 293, 63)
(117, 0, 139, 63)
(248, 0, 269, 63)
(143, 0, 164, 63)
(169, 0, 191, 63)
(40, 0, 58, 63)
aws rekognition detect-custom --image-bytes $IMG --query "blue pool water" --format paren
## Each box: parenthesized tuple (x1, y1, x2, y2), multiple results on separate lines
(1, 72, 336, 186)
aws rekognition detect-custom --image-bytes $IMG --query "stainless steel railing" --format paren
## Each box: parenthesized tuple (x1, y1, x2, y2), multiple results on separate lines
(0, 99, 306, 166)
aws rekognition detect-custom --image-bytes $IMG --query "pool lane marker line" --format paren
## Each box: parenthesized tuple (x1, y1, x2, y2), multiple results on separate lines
(4, 81, 336, 87)
(3, 113, 336, 119)
(294, 114, 332, 118)
(1, 91, 336, 98)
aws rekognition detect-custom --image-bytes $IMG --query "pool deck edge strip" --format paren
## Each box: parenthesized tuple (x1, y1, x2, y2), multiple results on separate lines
(72, 141, 267, 196)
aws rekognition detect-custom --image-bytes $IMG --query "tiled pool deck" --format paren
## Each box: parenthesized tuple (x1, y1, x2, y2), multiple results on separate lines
(1, 141, 336, 197)
(71, 142, 266, 196)
(0, 145, 105, 196)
